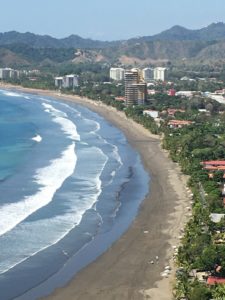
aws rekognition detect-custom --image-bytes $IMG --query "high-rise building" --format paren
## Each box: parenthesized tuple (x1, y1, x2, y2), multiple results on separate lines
(63, 74, 79, 88)
(153, 67, 167, 81)
(0, 68, 11, 80)
(0, 68, 20, 80)
(125, 69, 147, 106)
(142, 68, 154, 82)
(55, 77, 64, 88)
(109, 68, 125, 81)
(55, 75, 79, 89)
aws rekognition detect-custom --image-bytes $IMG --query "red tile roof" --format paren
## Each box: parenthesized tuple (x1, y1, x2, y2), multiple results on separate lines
(207, 276, 225, 285)
(204, 166, 225, 171)
(202, 161, 225, 166)
(168, 120, 193, 126)
(167, 108, 185, 116)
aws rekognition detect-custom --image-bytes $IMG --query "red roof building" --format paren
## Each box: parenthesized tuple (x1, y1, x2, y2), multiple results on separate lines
(168, 89, 176, 96)
(115, 97, 125, 102)
(168, 120, 193, 128)
(202, 161, 225, 166)
(167, 108, 185, 117)
(207, 276, 225, 285)
(201, 161, 225, 171)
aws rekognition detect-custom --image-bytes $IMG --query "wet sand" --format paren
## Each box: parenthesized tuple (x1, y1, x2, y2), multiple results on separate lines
(0, 85, 190, 300)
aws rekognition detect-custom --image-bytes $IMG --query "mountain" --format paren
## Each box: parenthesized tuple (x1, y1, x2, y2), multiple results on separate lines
(138, 22, 225, 41)
(1, 23, 225, 67)
(0, 31, 119, 49)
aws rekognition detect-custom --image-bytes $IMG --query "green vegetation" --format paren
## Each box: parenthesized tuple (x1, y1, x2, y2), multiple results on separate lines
(3, 57, 225, 298)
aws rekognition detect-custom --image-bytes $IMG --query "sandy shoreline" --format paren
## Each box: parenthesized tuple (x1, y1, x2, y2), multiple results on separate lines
(0, 84, 190, 300)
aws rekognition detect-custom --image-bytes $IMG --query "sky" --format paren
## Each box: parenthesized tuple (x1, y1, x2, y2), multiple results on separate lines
(1, 0, 225, 40)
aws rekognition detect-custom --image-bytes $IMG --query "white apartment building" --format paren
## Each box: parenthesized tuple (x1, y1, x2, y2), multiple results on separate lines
(55, 74, 79, 89)
(109, 68, 125, 81)
(63, 74, 79, 88)
(0, 68, 21, 80)
(153, 67, 167, 81)
(142, 68, 154, 82)
(54, 77, 64, 88)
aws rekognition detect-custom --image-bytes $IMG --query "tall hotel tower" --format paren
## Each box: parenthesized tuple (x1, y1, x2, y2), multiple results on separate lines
(125, 69, 147, 106)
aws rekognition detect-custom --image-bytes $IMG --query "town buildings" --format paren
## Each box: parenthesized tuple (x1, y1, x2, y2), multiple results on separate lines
(109, 68, 125, 81)
(142, 68, 154, 82)
(54, 74, 79, 89)
(0, 68, 20, 80)
(124, 69, 147, 106)
(167, 120, 193, 128)
(153, 67, 167, 81)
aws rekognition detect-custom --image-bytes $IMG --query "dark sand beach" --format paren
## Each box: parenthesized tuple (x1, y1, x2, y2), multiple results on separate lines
(1, 84, 190, 300)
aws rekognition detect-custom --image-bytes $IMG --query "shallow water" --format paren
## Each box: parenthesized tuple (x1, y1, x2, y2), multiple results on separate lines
(0, 90, 149, 300)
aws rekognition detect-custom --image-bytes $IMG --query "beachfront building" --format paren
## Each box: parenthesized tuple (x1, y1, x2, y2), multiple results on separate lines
(167, 108, 185, 117)
(109, 68, 125, 81)
(201, 160, 225, 172)
(54, 74, 79, 89)
(63, 74, 79, 88)
(125, 69, 147, 106)
(0, 68, 20, 80)
(153, 67, 167, 81)
(143, 110, 159, 119)
(167, 120, 193, 128)
(55, 77, 64, 88)
(175, 91, 196, 98)
(142, 68, 154, 82)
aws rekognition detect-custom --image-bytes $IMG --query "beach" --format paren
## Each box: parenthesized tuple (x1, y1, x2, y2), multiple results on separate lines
(1, 84, 190, 300)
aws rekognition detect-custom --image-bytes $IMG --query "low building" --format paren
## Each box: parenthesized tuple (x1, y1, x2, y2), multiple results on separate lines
(143, 110, 159, 119)
(210, 213, 225, 223)
(115, 96, 125, 102)
(147, 89, 156, 95)
(207, 93, 225, 104)
(207, 276, 225, 285)
(168, 89, 176, 96)
(168, 120, 193, 128)
(167, 108, 185, 117)
(175, 91, 195, 98)
(201, 160, 225, 171)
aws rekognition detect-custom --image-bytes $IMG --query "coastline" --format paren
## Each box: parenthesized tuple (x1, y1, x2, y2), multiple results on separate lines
(0, 84, 191, 300)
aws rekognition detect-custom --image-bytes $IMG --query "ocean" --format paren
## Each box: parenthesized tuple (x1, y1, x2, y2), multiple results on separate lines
(0, 90, 149, 300)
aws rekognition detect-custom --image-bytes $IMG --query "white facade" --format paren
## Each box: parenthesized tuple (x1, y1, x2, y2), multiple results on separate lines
(0, 68, 21, 80)
(143, 110, 159, 119)
(55, 77, 64, 88)
(175, 91, 194, 98)
(110, 68, 124, 81)
(153, 67, 167, 81)
(55, 74, 79, 89)
(142, 68, 154, 82)
(63, 74, 79, 88)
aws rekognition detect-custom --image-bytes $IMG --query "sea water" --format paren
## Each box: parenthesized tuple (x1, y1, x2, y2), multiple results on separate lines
(0, 90, 149, 300)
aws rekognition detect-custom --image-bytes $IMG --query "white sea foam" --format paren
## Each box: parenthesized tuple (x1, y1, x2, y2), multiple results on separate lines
(0, 143, 77, 237)
(31, 135, 42, 142)
(2, 91, 22, 97)
(42, 103, 80, 141)
(111, 144, 123, 166)
(0, 145, 108, 274)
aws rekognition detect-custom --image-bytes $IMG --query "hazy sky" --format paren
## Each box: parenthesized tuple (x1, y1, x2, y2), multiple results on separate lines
(1, 0, 225, 40)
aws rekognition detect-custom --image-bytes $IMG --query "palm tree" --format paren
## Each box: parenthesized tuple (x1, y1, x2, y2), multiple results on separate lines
(212, 285, 225, 299)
